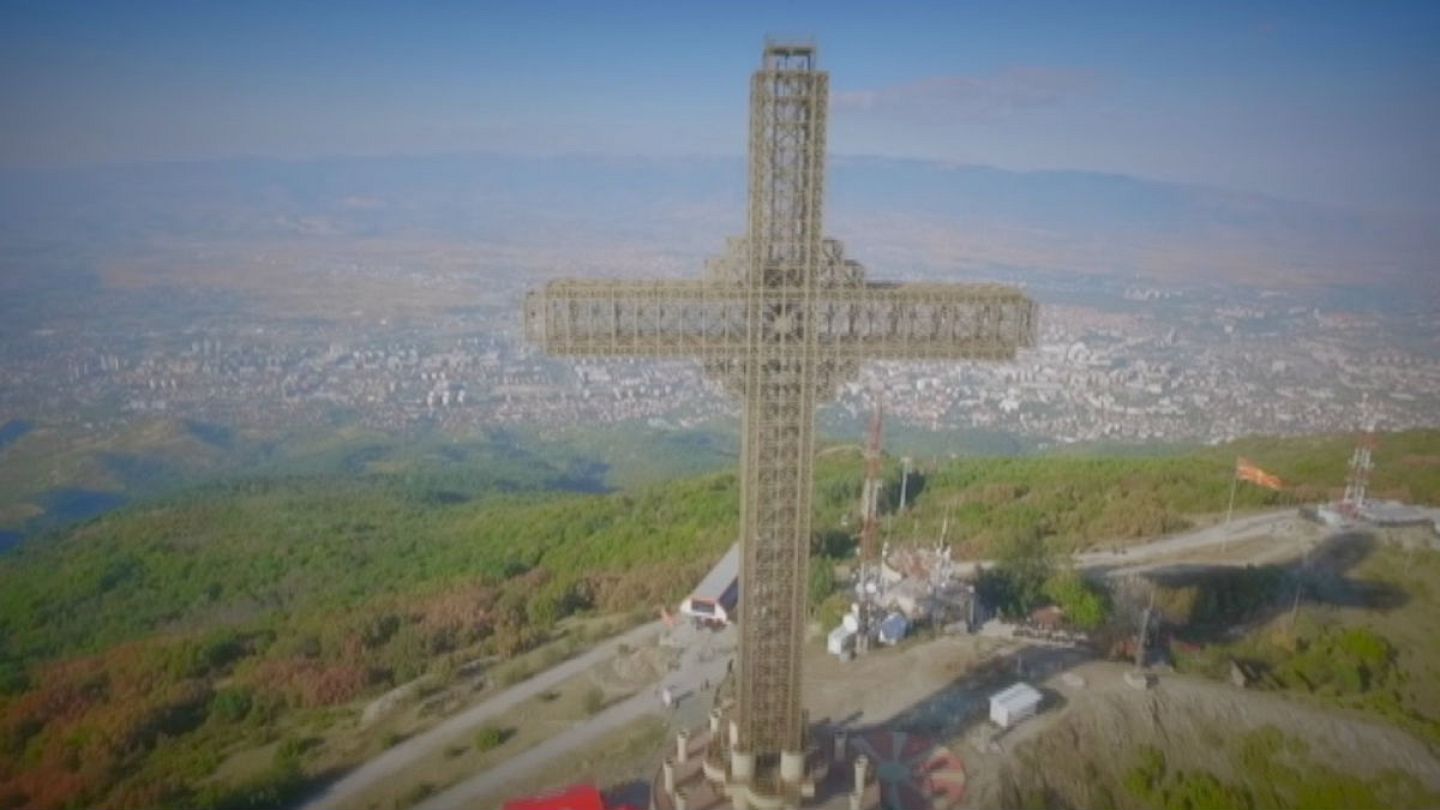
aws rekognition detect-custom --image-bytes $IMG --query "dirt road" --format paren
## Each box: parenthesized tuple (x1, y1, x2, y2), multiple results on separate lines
(942, 508, 1297, 579)
(301, 621, 662, 810)
(973, 660, 1440, 808)
(1074, 508, 1297, 569)
(308, 510, 1301, 808)
(409, 687, 656, 810)
(412, 623, 734, 808)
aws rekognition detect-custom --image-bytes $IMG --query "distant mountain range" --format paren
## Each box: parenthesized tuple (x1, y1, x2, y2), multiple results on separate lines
(1, 153, 1433, 294)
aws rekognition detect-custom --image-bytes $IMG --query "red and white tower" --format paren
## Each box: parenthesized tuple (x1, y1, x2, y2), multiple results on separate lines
(1341, 431, 1376, 518)
(855, 399, 885, 654)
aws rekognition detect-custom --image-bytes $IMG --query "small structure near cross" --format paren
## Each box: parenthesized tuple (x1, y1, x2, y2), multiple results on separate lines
(989, 682, 1043, 729)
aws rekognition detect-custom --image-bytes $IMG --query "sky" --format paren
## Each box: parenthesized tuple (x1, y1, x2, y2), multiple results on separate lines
(1, 1, 1437, 217)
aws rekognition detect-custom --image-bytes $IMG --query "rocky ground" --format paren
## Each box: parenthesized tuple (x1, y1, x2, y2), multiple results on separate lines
(979, 660, 1440, 809)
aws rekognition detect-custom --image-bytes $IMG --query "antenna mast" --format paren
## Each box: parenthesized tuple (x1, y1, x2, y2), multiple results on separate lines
(855, 399, 885, 654)
(1341, 398, 1378, 519)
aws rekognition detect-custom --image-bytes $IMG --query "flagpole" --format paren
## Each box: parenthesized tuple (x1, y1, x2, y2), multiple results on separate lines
(1223, 458, 1239, 552)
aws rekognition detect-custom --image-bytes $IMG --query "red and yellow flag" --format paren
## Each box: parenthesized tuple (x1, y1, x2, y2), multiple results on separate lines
(1235, 457, 1283, 491)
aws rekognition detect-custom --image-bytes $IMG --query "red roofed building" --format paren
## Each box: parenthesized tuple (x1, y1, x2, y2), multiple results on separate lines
(503, 785, 616, 810)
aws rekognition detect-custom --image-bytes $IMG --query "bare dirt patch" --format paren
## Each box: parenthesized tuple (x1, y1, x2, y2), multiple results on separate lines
(986, 661, 1440, 809)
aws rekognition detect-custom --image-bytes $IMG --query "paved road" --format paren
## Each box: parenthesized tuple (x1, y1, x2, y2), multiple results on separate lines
(1074, 508, 1297, 570)
(947, 508, 1297, 579)
(310, 510, 1296, 809)
(410, 688, 660, 810)
(301, 620, 664, 810)
(414, 623, 735, 809)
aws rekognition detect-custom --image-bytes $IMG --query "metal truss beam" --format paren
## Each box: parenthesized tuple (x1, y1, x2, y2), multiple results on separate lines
(525, 281, 1036, 361)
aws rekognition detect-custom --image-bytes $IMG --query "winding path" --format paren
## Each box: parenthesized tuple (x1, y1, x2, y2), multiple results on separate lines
(308, 509, 1297, 808)
(944, 508, 1297, 579)
(301, 621, 662, 810)
(1074, 508, 1297, 570)
(411, 623, 733, 809)
(410, 687, 658, 810)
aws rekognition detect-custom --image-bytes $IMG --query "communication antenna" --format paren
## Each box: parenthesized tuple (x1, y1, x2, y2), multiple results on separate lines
(855, 398, 885, 655)
(1341, 397, 1377, 519)
(1135, 587, 1155, 671)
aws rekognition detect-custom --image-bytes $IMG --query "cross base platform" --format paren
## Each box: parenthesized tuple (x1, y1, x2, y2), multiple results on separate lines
(649, 713, 882, 810)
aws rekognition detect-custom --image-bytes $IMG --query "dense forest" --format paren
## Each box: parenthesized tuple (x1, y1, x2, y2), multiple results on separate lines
(0, 429, 1436, 808)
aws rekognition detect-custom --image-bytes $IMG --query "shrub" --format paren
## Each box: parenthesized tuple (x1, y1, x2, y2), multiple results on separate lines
(1043, 568, 1110, 631)
(582, 686, 606, 715)
(473, 724, 508, 752)
(1124, 745, 1167, 800)
(808, 557, 837, 610)
(395, 783, 435, 808)
(816, 593, 851, 633)
(273, 736, 308, 771)
(0, 659, 28, 695)
(1272, 626, 1394, 695)
(210, 688, 253, 724)
(497, 662, 533, 687)
(978, 529, 1054, 618)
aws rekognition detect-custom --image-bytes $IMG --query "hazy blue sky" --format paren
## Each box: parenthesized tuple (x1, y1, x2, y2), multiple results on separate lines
(2, 1, 1436, 216)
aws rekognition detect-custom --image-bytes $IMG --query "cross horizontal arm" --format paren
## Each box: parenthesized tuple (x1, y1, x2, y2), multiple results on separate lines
(814, 283, 1038, 361)
(524, 280, 747, 359)
(524, 279, 1037, 361)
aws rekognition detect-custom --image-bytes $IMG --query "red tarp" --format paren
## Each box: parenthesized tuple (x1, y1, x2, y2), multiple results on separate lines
(503, 785, 607, 810)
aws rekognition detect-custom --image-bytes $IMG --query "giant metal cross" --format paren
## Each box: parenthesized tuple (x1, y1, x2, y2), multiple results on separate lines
(524, 42, 1036, 797)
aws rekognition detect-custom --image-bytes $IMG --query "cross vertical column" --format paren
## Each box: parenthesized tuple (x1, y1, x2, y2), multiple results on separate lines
(732, 42, 827, 787)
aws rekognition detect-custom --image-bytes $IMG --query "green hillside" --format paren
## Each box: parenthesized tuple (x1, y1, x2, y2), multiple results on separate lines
(887, 429, 1440, 555)
(0, 429, 1436, 809)
(0, 417, 739, 540)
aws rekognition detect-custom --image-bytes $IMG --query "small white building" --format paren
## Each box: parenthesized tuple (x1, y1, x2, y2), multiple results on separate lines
(989, 682, 1042, 729)
(827, 624, 856, 657)
(828, 610, 860, 658)
(680, 543, 740, 626)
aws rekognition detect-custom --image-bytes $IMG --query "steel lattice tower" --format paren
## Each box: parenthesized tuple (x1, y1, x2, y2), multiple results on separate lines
(525, 41, 1037, 802)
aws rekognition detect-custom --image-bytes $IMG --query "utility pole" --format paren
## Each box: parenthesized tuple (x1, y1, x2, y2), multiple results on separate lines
(899, 455, 913, 511)
(1135, 587, 1155, 671)
(1223, 458, 1239, 552)
(856, 401, 884, 656)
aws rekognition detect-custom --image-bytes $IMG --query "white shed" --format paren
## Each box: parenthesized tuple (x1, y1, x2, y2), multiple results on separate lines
(680, 543, 740, 626)
(989, 682, 1042, 729)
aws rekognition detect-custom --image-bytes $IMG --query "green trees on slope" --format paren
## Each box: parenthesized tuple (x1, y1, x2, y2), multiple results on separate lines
(0, 429, 1436, 808)
(1125, 727, 1440, 810)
